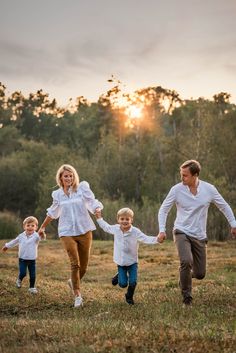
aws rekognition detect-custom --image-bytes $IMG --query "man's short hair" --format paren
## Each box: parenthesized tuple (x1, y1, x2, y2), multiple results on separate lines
(180, 160, 201, 176)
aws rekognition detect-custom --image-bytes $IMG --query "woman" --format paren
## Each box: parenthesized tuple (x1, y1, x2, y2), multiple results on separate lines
(38, 164, 103, 307)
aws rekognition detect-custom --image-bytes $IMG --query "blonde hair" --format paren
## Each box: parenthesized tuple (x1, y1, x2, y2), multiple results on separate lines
(23, 216, 38, 226)
(117, 208, 134, 219)
(56, 164, 79, 192)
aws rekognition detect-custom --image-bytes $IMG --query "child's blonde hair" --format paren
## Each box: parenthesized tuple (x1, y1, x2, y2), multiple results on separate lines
(56, 164, 79, 192)
(117, 208, 134, 218)
(23, 216, 38, 226)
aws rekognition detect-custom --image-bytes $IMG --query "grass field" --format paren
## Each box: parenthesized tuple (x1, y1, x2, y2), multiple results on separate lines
(0, 239, 235, 353)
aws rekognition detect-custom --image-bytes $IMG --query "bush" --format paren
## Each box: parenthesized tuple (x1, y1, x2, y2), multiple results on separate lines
(0, 211, 22, 239)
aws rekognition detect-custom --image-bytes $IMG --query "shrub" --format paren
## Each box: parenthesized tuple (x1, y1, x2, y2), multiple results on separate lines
(0, 211, 22, 239)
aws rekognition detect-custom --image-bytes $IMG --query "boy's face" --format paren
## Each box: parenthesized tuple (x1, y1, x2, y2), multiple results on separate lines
(24, 222, 38, 235)
(117, 215, 133, 232)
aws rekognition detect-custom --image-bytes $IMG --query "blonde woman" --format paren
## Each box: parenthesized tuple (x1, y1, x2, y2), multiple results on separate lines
(38, 164, 103, 308)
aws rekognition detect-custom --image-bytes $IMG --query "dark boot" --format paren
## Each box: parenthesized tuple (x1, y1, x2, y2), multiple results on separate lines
(183, 295, 193, 306)
(112, 273, 118, 286)
(125, 284, 136, 305)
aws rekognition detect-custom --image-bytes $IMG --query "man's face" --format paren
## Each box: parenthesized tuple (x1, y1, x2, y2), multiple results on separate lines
(180, 167, 197, 186)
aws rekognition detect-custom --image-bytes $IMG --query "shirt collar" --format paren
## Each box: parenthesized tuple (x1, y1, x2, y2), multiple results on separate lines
(120, 225, 133, 234)
(23, 231, 35, 238)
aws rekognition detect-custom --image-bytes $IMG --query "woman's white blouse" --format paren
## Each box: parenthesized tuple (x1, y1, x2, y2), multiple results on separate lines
(47, 181, 103, 237)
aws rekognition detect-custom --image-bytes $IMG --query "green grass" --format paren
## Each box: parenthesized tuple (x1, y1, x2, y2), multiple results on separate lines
(0, 239, 235, 353)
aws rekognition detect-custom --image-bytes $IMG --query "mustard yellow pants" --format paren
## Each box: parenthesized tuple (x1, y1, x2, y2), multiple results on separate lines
(60, 231, 92, 291)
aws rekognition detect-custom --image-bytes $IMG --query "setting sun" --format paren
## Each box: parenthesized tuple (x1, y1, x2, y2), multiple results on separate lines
(126, 105, 142, 119)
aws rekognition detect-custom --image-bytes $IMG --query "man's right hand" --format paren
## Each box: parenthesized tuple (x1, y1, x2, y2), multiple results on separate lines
(157, 232, 166, 243)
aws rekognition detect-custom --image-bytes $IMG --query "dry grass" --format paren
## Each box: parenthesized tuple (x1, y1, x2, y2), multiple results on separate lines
(0, 239, 235, 353)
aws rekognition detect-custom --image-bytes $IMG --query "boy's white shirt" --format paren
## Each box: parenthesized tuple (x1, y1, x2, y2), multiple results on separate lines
(97, 218, 158, 266)
(5, 231, 41, 260)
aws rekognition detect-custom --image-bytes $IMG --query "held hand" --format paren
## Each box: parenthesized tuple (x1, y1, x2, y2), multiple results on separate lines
(157, 232, 166, 243)
(38, 227, 45, 237)
(2, 246, 8, 252)
(95, 208, 102, 219)
(39, 231, 47, 240)
(231, 227, 236, 239)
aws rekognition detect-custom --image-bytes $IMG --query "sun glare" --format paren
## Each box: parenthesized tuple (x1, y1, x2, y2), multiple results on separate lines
(126, 105, 142, 119)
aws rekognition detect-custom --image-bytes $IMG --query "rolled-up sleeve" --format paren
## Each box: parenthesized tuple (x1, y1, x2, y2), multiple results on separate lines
(47, 191, 61, 219)
(80, 181, 103, 214)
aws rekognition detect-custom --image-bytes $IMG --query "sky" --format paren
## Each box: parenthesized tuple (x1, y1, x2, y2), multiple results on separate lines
(1, 0, 236, 106)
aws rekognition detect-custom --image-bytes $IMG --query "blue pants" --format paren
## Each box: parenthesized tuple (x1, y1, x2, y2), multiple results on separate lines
(18, 258, 36, 288)
(118, 263, 137, 288)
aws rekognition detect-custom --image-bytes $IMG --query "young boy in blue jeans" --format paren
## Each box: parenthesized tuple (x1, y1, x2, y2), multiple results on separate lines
(2, 216, 46, 293)
(95, 207, 160, 305)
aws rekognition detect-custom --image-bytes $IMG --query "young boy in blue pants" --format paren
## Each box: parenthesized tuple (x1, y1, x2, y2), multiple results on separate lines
(95, 207, 160, 305)
(2, 216, 45, 293)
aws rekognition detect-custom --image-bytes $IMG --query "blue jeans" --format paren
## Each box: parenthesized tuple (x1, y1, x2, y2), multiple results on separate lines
(19, 258, 36, 288)
(118, 263, 137, 288)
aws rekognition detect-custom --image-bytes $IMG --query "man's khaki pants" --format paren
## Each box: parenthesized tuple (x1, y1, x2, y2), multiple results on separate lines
(174, 232, 207, 299)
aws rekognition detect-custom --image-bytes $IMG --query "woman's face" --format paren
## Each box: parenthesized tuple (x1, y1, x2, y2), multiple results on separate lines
(61, 170, 74, 189)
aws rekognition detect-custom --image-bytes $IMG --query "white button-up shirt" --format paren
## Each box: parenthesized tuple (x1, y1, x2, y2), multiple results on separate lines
(97, 218, 158, 266)
(158, 180, 236, 240)
(47, 181, 103, 237)
(5, 231, 40, 260)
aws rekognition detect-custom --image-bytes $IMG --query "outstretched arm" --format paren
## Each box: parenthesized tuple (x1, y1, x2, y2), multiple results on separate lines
(80, 181, 103, 213)
(212, 186, 236, 238)
(96, 218, 115, 235)
(158, 187, 176, 240)
(38, 215, 53, 236)
(136, 230, 159, 244)
(2, 236, 19, 251)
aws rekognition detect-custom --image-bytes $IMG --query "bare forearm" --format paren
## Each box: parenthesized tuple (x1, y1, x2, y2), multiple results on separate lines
(39, 216, 53, 230)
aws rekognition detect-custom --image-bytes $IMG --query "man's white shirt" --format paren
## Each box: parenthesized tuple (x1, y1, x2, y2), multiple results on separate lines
(158, 180, 236, 240)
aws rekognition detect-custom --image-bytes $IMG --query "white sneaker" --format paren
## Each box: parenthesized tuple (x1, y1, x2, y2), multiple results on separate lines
(16, 279, 21, 288)
(68, 279, 74, 294)
(74, 295, 83, 308)
(28, 287, 38, 294)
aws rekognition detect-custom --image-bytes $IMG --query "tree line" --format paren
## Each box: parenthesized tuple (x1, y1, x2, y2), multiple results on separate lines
(0, 82, 235, 240)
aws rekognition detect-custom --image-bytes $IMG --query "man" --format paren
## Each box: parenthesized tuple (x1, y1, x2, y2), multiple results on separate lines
(158, 160, 236, 306)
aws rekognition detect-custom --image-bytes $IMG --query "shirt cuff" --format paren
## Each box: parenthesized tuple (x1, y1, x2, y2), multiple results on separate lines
(230, 220, 236, 228)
